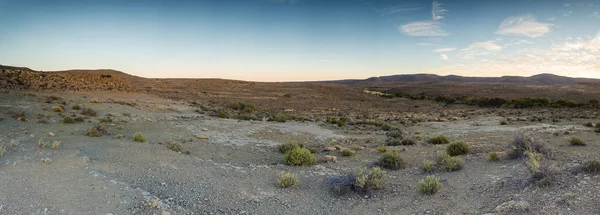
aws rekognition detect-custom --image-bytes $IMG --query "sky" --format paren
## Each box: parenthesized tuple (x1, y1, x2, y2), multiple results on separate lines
(0, 0, 599, 81)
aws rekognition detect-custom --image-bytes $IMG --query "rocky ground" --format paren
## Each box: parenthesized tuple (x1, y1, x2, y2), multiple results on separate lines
(1, 90, 600, 215)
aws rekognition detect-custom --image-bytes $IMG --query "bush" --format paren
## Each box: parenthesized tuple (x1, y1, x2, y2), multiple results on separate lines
(63, 116, 76, 124)
(378, 150, 405, 170)
(428, 135, 450, 145)
(340, 148, 356, 157)
(72, 105, 81, 110)
(86, 124, 109, 137)
(489, 152, 499, 161)
(99, 116, 113, 123)
(51, 106, 64, 112)
(38, 138, 50, 148)
(422, 160, 434, 172)
(418, 175, 442, 195)
(509, 133, 554, 159)
(270, 113, 293, 122)
(81, 107, 97, 116)
(569, 136, 586, 146)
(228, 101, 256, 113)
(133, 132, 146, 143)
(442, 156, 464, 171)
(278, 172, 298, 188)
(446, 141, 470, 156)
(596, 120, 600, 128)
(377, 146, 387, 153)
(500, 120, 508, 125)
(51, 141, 61, 149)
(327, 174, 355, 195)
(165, 141, 181, 152)
(284, 148, 316, 166)
(278, 141, 301, 153)
(354, 167, 386, 192)
(583, 159, 600, 173)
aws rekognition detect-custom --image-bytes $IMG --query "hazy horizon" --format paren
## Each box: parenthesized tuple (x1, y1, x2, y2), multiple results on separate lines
(1, 0, 599, 81)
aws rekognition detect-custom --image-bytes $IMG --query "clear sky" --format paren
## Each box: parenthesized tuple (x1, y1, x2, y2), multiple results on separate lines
(0, 0, 599, 81)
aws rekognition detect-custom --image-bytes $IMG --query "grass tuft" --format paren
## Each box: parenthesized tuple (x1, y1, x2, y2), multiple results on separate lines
(418, 175, 442, 195)
(278, 172, 298, 188)
(446, 141, 470, 156)
(428, 135, 450, 145)
(283, 148, 316, 166)
(378, 150, 405, 170)
(133, 132, 147, 143)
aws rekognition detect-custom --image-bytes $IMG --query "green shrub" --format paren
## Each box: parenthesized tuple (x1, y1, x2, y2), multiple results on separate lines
(428, 135, 450, 145)
(63, 116, 76, 124)
(500, 120, 508, 125)
(442, 156, 464, 171)
(278, 141, 301, 153)
(422, 160, 434, 172)
(86, 124, 109, 137)
(278, 172, 298, 188)
(340, 148, 356, 156)
(489, 152, 499, 161)
(569, 136, 586, 146)
(72, 105, 81, 110)
(596, 120, 600, 128)
(354, 167, 386, 192)
(165, 141, 181, 152)
(418, 175, 442, 195)
(81, 107, 97, 116)
(378, 150, 405, 170)
(38, 138, 50, 148)
(583, 159, 600, 173)
(133, 132, 146, 143)
(435, 151, 450, 164)
(99, 116, 113, 123)
(377, 146, 387, 153)
(446, 141, 470, 156)
(51, 141, 61, 149)
(270, 113, 293, 122)
(284, 148, 316, 166)
(228, 101, 257, 113)
(18, 116, 27, 122)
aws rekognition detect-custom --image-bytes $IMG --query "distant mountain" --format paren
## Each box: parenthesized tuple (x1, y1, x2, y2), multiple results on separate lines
(331, 73, 600, 85)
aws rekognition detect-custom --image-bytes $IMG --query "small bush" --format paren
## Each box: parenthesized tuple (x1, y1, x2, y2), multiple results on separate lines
(270, 113, 293, 122)
(284, 148, 316, 166)
(509, 133, 554, 159)
(422, 160, 434, 172)
(278, 172, 298, 188)
(228, 101, 257, 113)
(500, 120, 508, 125)
(377, 146, 388, 153)
(63, 116, 76, 124)
(86, 124, 109, 137)
(442, 156, 464, 171)
(327, 174, 355, 195)
(165, 141, 181, 152)
(402, 139, 417, 145)
(596, 120, 600, 128)
(489, 152, 499, 161)
(583, 159, 600, 173)
(278, 141, 301, 153)
(340, 148, 356, 157)
(435, 151, 450, 164)
(99, 116, 113, 123)
(354, 167, 386, 192)
(51, 141, 61, 149)
(38, 138, 50, 148)
(18, 116, 27, 122)
(418, 175, 442, 195)
(81, 107, 97, 116)
(133, 132, 146, 143)
(569, 136, 586, 146)
(51, 106, 64, 112)
(72, 105, 81, 110)
(428, 135, 450, 145)
(446, 141, 470, 156)
(378, 150, 405, 170)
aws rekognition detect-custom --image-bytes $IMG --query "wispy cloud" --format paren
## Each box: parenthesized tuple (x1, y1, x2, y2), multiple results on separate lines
(440, 54, 449, 60)
(496, 14, 552, 38)
(400, 21, 447, 36)
(504, 39, 534, 47)
(591, 11, 600, 18)
(378, 5, 423, 16)
(433, 48, 456, 52)
(400, 1, 448, 37)
(460, 41, 502, 59)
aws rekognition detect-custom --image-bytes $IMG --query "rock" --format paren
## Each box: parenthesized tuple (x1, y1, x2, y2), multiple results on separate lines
(196, 135, 209, 140)
(495, 200, 530, 213)
(202, 128, 209, 131)
(324, 147, 336, 152)
(324, 155, 338, 163)
(161, 212, 171, 215)
(48, 132, 55, 137)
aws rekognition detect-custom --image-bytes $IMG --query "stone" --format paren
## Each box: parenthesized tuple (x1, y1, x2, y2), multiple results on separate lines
(495, 200, 530, 213)
(324, 147, 336, 151)
(48, 132, 56, 137)
(196, 135, 209, 140)
(202, 128, 209, 131)
(324, 155, 338, 163)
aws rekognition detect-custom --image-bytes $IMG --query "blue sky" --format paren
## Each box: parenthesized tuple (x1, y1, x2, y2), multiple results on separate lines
(0, 0, 599, 81)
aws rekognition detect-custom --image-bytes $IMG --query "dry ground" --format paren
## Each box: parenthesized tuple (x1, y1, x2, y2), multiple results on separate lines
(1, 90, 600, 215)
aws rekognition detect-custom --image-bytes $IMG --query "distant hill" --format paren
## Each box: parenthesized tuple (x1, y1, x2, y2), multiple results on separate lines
(331, 73, 600, 85)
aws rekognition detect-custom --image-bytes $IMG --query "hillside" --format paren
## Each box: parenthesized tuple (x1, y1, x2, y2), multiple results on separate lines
(332, 73, 600, 85)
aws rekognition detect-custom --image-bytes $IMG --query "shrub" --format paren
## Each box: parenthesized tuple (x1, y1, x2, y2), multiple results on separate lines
(446, 141, 470, 156)
(86, 124, 109, 137)
(583, 159, 600, 173)
(38, 138, 50, 148)
(18, 116, 27, 122)
(81, 107, 97, 116)
(378, 150, 405, 170)
(51, 141, 61, 149)
(228, 101, 256, 113)
(165, 141, 181, 152)
(99, 116, 113, 123)
(402, 139, 417, 145)
(0, 144, 5, 157)
(72, 105, 81, 110)
(435, 151, 450, 164)
(278, 172, 298, 188)
(284, 148, 316, 166)
(423, 160, 434, 172)
(386, 129, 404, 139)
(377, 146, 388, 153)
(428, 135, 450, 145)
(596, 120, 600, 128)
(509, 133, 554, 159)
(327, 174, 355, 195)
(500, 120, 508, 125)
(354, 167, 386, 192)
(278, 141, 301, 153)
(442, 156, 464, 171)
(489, 152, 499, 161)
(340, 148, 356, 157)
(270, 113, 293, 122)
(569, 136, 586, 146)
(133, 132, 146, 143)
(63, 116, 76, 124)
(90, 98, 100, 103)
(418, 175, 442, 195)
(51, 106, 64, 112)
